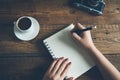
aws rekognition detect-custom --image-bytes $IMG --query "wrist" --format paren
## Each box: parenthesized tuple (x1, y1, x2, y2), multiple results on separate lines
(85, 43, 97, 51)
(86, 44, 98, 53)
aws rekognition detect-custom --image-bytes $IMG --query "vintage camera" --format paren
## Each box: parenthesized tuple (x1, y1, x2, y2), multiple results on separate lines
(69, 0, 105, 15)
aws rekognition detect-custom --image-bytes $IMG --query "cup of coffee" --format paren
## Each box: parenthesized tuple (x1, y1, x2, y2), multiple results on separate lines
(14, 16, 40, 41)
(14, 16, 34, 32)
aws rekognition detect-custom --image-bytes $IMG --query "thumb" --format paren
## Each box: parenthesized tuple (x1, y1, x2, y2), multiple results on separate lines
(66, 77, 74, 80)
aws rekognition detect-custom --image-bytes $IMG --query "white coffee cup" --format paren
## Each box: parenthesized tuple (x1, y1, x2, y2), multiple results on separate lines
(14, 16, 40, 41)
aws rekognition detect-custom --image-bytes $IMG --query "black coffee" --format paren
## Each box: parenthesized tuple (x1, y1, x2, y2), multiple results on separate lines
(18, 18, 31, 30)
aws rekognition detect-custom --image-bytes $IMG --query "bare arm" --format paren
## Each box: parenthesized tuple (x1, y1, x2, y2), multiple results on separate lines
(72, 23, 120, 80)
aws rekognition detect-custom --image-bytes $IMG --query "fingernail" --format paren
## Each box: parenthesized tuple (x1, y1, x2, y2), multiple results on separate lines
(69, 62, 71, 65)
(71, 77, 73, 80)
(60, 57, 64, 59)
(55, 58, 58, 60)
(65, 58, 68, 61)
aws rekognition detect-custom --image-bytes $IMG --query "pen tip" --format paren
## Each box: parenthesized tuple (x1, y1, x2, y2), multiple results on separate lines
(94, 26, 97, 29)
(91, 25, 97, 29)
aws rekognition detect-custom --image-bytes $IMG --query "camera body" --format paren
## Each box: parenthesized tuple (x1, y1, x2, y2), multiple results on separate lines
(69, 0, 105, 15)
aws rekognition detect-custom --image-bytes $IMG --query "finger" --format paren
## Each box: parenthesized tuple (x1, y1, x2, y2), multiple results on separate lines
(51, 57, 64, 74)
(66, 77, 74, 80)
(47, 58, 58, 73)
(61, 62, 71, 78)
(71, 23, 85, 37)
(71, 23, 84, 32)
(72, 32, 81, 41)
(56, 58, 69, 75)
(76, 23, 90, 37)
(77, 23, 91, 34)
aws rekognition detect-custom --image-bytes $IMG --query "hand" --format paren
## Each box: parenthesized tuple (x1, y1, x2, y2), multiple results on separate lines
(71, 23, 95, 50)
(43, 57, 73, 80)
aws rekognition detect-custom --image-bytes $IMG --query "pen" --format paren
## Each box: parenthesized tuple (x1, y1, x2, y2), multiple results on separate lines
(73, 26, 96, 35)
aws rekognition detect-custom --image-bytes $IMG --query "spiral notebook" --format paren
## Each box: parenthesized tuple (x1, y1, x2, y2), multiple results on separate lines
(43, 24, 95, 79)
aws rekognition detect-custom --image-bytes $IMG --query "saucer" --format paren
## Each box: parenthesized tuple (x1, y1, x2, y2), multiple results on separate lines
(14, 17, 40, 41)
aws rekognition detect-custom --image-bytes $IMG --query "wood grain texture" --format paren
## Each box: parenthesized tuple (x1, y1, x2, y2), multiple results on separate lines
(0, 0, 120, 25)
(0, 0, 120, 80)
(0, 24, 120, 54)
(0, 54, 119, 80)
(92, 24, 120, 54)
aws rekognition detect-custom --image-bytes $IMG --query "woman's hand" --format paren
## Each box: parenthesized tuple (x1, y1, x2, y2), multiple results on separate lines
(72, 23, 120, 80)
(43, 57, 73, 80)
(72, 23, 95, 50)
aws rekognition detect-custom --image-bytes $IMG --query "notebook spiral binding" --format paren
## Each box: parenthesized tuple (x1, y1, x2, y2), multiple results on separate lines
(44, 41, 57, 58)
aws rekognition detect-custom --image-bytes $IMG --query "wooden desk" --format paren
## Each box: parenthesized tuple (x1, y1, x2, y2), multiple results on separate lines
(0, 0, 120, 80)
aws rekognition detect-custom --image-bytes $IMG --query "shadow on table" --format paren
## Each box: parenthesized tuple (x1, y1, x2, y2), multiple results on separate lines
(76, 66, 104, 80)
(0, 52, 53, 80)
(0, 22, 20, 41)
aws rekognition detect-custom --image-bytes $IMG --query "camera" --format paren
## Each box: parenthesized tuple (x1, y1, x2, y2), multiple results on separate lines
(69, 0, 105, 15)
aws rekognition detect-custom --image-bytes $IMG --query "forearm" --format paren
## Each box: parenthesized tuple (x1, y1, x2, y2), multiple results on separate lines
(72, 23, 120, 80)
(88, 46, 120, 80)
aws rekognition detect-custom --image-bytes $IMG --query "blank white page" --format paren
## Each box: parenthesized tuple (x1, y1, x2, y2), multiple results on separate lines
(43, 24, 95, 79)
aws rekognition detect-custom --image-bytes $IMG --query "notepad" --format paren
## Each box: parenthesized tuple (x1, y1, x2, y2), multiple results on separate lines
(43, 24, 95, 79)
